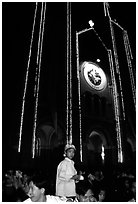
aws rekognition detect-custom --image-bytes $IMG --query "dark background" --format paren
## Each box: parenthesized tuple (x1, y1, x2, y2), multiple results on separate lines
(2, 2, 136, 172)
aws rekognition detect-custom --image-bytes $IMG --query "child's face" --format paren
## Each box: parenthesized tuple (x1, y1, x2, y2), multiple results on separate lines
(27, 181, 44, 202)
(66, 148, 75, 159)
(79, 189, 97, 202)
(98, 190, 106, 201)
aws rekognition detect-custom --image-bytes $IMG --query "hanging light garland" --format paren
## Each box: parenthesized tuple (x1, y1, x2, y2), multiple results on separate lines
(34, 3, 44, 98)
(66, 2, 69, 144)
(32, 2, 46, 158)
(101, 144, 105, 163)
(32, 3, 44, 158)
(123, 30, 136, 108)
(104, 3, 126, 121)
(36, 138, 41, 157)
(109, 19, 126, 121)
(76, 32, 83, 162)
(108, 49, 123, 163)
(69, 2, 72, 145)
(66, 2, 72, 145)
(18, 3, 38, 153)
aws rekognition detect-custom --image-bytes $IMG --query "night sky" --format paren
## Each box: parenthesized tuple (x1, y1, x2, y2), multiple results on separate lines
(2, 2, 136, 170)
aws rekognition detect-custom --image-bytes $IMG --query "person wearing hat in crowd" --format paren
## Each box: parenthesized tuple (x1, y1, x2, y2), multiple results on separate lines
(55, 144, 83, 201)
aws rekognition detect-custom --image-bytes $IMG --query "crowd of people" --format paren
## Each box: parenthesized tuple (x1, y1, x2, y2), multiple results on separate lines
(2, 144, 136, 202)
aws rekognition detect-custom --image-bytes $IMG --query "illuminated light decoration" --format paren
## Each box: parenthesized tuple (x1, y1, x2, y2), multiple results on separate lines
(69, 2, 72, 145)
(36, 138, 41, 157)
(92, 28, 108, 51)
(101, 144, 105, 162)
(82, 61, 107, 91)
(109, 19, 126, 120)
(123, 30, 136, 108)
(88, 20, 94, 28)
(103, 2, 110, 17)
(32, 3, 46, 158)
(96, 59, 101, 63)
(76, 32, 83, 162)
(108, 49, 123, 163)
(66, 2, 72, 145)
(66, 2, 69, 144)
(18, 3, 38, 153)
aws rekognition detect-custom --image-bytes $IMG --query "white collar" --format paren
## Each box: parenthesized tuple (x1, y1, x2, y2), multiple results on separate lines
(65, 157, 74, 163)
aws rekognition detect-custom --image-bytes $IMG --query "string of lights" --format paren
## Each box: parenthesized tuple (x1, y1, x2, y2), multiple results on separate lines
(36, 138, 41, 157)
(66, 2, 73, 145)
(34, 4, 44, 98)
(18, 3, 38, 153)
(76, 32, 83, 162)
(69, 3, 72, 144)
(108, 49, 123, 163)
(66, 2, 70, 144)
(109, 19, 126, 120)
(123, 30, 136, 108)
(32, 3, 46, 158)
(92, 28, 108, 52)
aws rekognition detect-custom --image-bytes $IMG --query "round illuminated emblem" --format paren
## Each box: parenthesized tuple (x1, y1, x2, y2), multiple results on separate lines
(82, 62, 107, 91)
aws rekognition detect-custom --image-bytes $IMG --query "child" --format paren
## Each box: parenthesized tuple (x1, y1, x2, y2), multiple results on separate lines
(56, 144, 82, 200)
(76, 180, 97, 202)
(23, 174, 67, 202)
(98, 189, 106, 202)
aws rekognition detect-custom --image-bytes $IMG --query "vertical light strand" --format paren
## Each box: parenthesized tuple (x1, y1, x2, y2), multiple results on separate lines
(32, 2, 46, 158)
(76, 32, 82, 162)
(66, 2, 69, 145)
(103, 2, 110, 17)
(18, 3, 38, 152)
(108, 49, 123, 163)
(32, 2, 44, 158)
(109, 19, 125, 120)
(123, 30, 136, 108)
(69, 2, 72, 144)
(34, 3, 44, 98)
(101, 145, 105, 163)
(34, 3, 44, 97)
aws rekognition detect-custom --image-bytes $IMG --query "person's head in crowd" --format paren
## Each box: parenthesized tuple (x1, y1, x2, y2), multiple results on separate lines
(76, 181, 97, 202)
(64, 144, 76, 160)
(27, 174, 47, 202)
(98, 189, 106, 202)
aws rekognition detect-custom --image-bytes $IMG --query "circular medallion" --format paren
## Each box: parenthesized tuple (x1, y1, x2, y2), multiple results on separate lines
(82, 61, 107, 91)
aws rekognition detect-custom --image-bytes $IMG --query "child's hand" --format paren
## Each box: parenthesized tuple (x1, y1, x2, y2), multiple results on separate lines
(71, 174, 84, 181)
